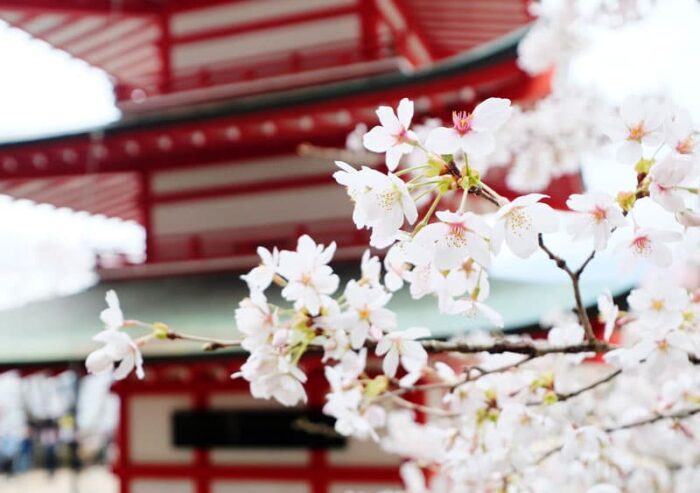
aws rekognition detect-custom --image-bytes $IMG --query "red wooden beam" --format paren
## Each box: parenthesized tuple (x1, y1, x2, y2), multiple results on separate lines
(9, 11, 44, 31)
(391, 0, 438, 60)
(29, 13, 78, 40)
(139, 171, 154, 258)
(105, 47, 158, 75)
(359, 0, 380, 60)
(48, 17, 114, 52)
(115, 463, 401, 483)
(171, 4, 358, 45)
(158, 10, 172, 93)
(76, 19, 157, 61)
(152, 173, 337, 205)
(0, 0, 160, 15)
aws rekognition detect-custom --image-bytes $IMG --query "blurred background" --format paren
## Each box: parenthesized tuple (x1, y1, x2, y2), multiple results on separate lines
(0, 0, 698, 492)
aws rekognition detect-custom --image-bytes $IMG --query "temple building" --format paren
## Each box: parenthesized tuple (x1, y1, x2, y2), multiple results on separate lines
(0, 1, 633, 492)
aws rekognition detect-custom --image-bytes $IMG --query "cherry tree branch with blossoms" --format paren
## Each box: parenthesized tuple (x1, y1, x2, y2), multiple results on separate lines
(83, 86, 700, 492)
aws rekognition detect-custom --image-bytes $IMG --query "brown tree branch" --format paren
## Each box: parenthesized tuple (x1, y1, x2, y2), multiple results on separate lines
(605, 407, 700, 433)
(538, 234, 597, 342)
(419, 339, 612, 356)
(538, 407, 700, 464)
(528, 369, 623, 407)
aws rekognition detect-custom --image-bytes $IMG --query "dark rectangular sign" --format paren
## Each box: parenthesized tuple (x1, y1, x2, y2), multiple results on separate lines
(172, 409, 346, 449)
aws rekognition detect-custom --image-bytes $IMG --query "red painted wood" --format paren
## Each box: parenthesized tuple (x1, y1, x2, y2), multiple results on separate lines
(151, 173, 339, 204)
(114, 463, 402, 482)
(0, 0, 159, 14)
(49, 18, 115, 50)
(171, 4, 358, 45)
(140, 171, 154, 259)
(76, 18, 157, 61)
(0, 59, 529, 179)
(112, 357, 401, 492)
(116, 389, 131, 493)
(390, 0, 437, 61)
(158, 10, 172, 94)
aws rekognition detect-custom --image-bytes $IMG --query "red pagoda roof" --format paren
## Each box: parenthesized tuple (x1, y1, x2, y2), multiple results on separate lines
(0, 0, 531, 108)
(0, 1, 545, 276)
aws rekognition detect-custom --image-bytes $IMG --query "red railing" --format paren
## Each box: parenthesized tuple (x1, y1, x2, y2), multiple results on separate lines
(116, 38, 398, 102)
(146, 219, 369, 265)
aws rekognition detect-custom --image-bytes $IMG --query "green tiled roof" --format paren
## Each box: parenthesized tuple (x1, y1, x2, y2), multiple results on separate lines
(0, 263, 633, 366)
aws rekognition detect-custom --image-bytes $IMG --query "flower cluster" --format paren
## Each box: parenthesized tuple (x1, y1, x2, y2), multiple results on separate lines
(84, 90, 700, 493)
(234, 235, 433, 433)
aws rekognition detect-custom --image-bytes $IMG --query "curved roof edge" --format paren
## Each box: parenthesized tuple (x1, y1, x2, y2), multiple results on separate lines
(0, 26, 527, 150)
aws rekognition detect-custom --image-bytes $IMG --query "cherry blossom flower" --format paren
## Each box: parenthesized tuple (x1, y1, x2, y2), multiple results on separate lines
(360, 249, 382, 288)
(240, 246, 279, 293)
(87, 290, 144, 380)
(384, 242, 411, 292)
(649, 155, 698, 212)
(100, 289, 124, 330)
(516, 0, 582, 76)
(413, 210, 492, 270)
(234, 349, 307, 406)
(323, 364, 385, 440)
(587, 485, 621, 493)
(566, 192, 626, 250)
(398, 462, 430, 493)
(333, 161, 378, 229)
(426, 98, 512, 157)
(666, 108, 698, 161)
(676, 209, 700, 228)
(547, 322, 584, 347)
(604, 96, 665, 165)
(606, 331, 696, 375)
(337, 280, 396, 349)
(376, 327, 430, 378)
(382, 412, 449, 465)
(337, 348, 367, 384)
(443, 297, 504, 328)
(404, 263, 439, 301)
(235, 292, 278, 352)
(278, 235, 339, 315)
(492, 194, 559, 258)
(449, 258, 489, 298)
(335, 165, 418, 248)
(627, 284, 688, 329)
(345, 123, 367, 152)
(365, 173, 418, 248)
(363, 98, 418, 171)
(86, 330, 145, 380)
(615, 227, 681, 267)
(597, 289, 619, 341)
(560, 425, 608, 462)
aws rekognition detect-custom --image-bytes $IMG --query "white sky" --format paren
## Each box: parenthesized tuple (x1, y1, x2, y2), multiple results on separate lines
(570, 0, 700, 118)
(0, 20, 119, 143)
(569, 0, 700, 194)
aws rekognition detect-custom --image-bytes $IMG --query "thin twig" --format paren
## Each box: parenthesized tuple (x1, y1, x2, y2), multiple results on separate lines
(389, 394, 461, 418)
(527, 369, 623, 406)
(575, 250, 597, 277)
(382, 355, 535, 401)
(605, 407, 700, 433)
(166, 330, 242, 351)
(537, 407, 700, 464)
(538, 234, 597, 342)
(418, 339, 612, 356)
(556, 369, 622, 402)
